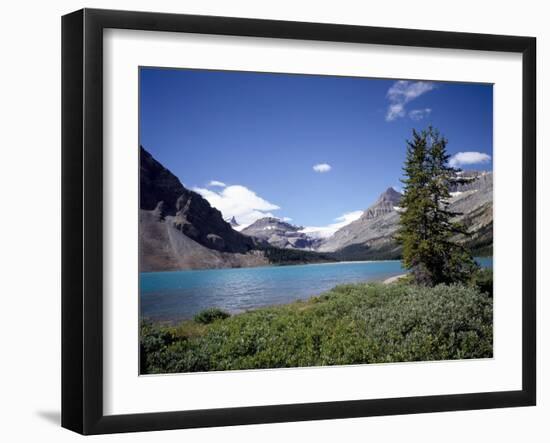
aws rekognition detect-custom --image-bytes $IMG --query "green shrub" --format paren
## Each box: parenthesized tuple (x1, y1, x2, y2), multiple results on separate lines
(139, 321, 176, 374)
(193, 307, 230, 324)
(141, 282, 493, 374)
(470, 268, 493, 297)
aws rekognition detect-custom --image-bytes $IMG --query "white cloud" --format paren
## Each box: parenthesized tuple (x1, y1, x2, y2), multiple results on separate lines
(385, 80, 434, 121)
(408, 108, 432, 121)
(386, 104, 405, 121)
(387, 81, 434, 103)
(448, 151, 492, 168)
(281, 217, 293, 222)
(193, 184, 280, 227)
(300, 210, 363, 239)
(208, 180, 226, 188)
(313, 163, 332, 173)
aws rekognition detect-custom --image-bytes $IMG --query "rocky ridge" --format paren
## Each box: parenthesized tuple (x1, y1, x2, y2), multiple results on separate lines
(318, 171, 492, 259)
(241, 217, 321, 250)
(140, 144, 492, 269)
(140, 146, 262, 255)
(140, 147, 269, 271)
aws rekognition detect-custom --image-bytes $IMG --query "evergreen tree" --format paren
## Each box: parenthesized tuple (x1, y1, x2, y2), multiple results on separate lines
(396, 127, 477, 285)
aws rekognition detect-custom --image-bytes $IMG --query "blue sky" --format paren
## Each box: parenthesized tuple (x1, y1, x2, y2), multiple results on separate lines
(140, 67, 493, 234)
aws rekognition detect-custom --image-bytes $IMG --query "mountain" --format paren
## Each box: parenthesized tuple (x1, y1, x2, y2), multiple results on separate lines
(361, 187, 402, 220)
(139, 147, 333, 271)
(447, 171, 493, 255)
(318, 172, 493, 259)
(140, 146, 492, 269)
(140, 147, 270, 271)
(140, 209, 268, 271)
(140, 146, 261, 254)
(241, 217, 321, 250)
(226, 216, 240, 228)
(449, 170, 492, 193)
(317, 187, 403, 256)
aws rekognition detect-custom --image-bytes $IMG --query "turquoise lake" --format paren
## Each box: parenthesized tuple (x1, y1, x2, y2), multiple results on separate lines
(140, 257, 493, 322)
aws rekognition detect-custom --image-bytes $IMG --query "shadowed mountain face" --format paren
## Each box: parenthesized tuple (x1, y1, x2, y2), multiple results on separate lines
(241, 217, 321, 250)
(140, 146, 187, 216)
(140, 147, 275, 271)
(140, 146, 260, 255)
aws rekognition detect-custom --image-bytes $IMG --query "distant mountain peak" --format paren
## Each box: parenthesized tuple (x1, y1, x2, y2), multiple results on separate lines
(246, 217, 303, 231)
(317, 173, 492, 257)
(378, 187, 402, 203)
(241, 217, 319, 250)
(361, 187, 402, 220)
(226, 216, 239, 227)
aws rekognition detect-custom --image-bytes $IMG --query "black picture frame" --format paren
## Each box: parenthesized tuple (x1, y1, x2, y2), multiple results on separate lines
(62, 8, 536, 435)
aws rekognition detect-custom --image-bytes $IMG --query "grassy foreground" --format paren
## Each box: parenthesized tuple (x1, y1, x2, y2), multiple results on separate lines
(140, 276, 493, 374)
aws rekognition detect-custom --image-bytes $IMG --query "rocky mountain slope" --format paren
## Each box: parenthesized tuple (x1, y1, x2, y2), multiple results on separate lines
(140, 147, 270, 271)
(447, 171, 493, 255)
(318, 172, 493, 259)
(317, 187, 403, 257)
(140, 146, 262, 255)
(140, 146, 492, 269)
(361, 187, 402, 220)
(140, 147, 333, 271)
(449, 170, 492, 193)
(241, 217, 321, 250)
(140, 209, 268, 271)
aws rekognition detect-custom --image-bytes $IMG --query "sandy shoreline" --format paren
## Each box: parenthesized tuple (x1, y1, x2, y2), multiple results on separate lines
(383, 273, 407, 284)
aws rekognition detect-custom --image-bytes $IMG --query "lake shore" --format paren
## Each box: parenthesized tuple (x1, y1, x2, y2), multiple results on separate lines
(140, 276, 494, 374)
(383, 273, 407, 284)
(141, 257, 493, 322)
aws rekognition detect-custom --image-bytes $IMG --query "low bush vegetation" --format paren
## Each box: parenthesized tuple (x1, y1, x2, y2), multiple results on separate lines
(140, 276, 493, 374)
(469, 267, 493, 297)
(193, 307, 230, 324)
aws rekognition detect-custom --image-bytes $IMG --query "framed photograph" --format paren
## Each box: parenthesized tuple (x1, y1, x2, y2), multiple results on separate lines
(62, 8, 536, 435)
